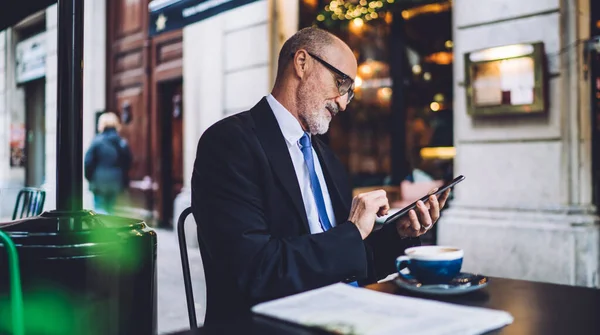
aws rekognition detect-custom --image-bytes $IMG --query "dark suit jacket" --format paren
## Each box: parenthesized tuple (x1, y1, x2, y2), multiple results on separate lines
(191, 97, 420, 325)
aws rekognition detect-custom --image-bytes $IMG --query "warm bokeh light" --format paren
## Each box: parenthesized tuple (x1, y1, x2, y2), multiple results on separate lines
(378, 87, 393, 101)
(425, 51, 453, 65)
(401, 2, 452, 20)
(359, 63, 373, 76)
(355, 75, 363, 88)
(351, 17, 364, 29)
(420, 146, 456, 160)
(469, 44, 534, 62)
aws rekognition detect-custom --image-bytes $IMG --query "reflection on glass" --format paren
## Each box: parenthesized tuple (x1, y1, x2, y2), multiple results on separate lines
(302, 0, 454, 185)
(472, 57, 535, 107)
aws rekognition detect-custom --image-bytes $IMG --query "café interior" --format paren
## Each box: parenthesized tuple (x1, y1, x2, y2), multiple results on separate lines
(300, 0, 455, 242)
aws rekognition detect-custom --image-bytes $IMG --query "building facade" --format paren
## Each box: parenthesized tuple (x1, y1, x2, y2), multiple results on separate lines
(1, 0, 598, 288)
(439, 0, 599, 288)
(173, 0, 600, 288)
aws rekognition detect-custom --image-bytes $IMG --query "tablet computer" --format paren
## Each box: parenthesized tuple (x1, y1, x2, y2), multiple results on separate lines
(382, 175, 465, 225)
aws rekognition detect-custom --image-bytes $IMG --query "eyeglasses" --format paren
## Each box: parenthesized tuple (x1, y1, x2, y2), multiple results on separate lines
(295, 51, 355, 103)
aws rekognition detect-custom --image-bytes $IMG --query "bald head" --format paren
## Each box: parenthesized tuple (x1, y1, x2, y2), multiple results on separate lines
(271, 27, 357, 135)
(276, 27, 355, 80)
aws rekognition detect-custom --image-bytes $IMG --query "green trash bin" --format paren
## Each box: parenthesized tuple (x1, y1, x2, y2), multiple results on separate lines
(0, 210, 157, 335)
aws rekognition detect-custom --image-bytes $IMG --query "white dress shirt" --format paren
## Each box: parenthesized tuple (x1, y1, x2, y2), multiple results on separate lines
(266, 94, 337, 234)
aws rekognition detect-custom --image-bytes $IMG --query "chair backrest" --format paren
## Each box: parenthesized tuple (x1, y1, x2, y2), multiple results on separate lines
(177, 206, 213, 330)
(12, 187, 46, 221)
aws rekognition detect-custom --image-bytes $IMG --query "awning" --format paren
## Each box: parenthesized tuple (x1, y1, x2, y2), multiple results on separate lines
(149, 0, 260, 37)
(0, 0, 58, 31)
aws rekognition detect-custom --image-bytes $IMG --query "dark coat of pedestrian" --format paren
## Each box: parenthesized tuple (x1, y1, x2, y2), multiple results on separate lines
(84, 112, 132, 215)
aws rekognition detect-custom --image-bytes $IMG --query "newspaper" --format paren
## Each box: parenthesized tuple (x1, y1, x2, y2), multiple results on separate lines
(252, 283, 513, 335)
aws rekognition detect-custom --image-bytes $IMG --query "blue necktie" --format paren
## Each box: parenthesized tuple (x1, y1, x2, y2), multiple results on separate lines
(299, 133, 332, 232)
(299, 133, 358, 287)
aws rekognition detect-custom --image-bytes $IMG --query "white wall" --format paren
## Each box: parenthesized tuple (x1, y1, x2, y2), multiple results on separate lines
(439, 0, 599, 287)
(183, 0, 271, 189)
(175, 0, 273, 234)
(42, 4, 58, 211)
(180, 0, 299, 190)
(82, 0, 106, 210)
(175, 0, 300, 241)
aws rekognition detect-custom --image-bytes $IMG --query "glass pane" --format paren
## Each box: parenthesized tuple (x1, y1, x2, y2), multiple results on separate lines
(300, 0, 454, 186)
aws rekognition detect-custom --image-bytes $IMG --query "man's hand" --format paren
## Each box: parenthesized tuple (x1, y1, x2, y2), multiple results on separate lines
(348, 190, 390, 240)
(395, 188, 451, 238)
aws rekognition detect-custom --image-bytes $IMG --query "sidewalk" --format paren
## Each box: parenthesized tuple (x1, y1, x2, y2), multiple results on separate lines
(156, 228, 206, 334)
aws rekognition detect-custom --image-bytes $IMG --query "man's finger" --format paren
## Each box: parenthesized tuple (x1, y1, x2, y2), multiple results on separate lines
(438, 189, 451, 208)
(408, 209, 420, 231)
(358, 189, 383, 200)
(372, 192, 390, 216)
(377, 204, 390, 217)
(416, 200, 433, 229)
(427, 187, 439, 195)
(429, 195, 440, 223)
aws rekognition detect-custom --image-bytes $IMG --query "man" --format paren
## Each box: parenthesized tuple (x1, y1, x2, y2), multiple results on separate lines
(191, 27, 450, 324)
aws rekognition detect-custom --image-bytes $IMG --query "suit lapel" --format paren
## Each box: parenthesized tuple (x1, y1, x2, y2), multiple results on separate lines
(251, 98, 310, 233)
(312, 136, 350, 224)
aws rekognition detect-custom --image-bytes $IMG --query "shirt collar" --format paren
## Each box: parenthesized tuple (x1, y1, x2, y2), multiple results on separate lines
(266, 94, 306, 147)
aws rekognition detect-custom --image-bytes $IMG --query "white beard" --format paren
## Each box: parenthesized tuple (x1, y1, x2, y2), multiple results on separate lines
(303, 109, 331, 135)
(296, 76, 337, 135)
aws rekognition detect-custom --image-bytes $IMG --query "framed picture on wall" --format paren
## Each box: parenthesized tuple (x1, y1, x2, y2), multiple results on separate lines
(464, 42, 547, 116)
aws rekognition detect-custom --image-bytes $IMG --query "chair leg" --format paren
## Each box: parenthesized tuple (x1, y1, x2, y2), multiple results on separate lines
(177, 207, 198, 329)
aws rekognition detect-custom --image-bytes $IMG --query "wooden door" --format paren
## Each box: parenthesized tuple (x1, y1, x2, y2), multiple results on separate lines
(106, 0, 153, 219)
(25, 79, 46, 187)
(150, 30, 183, 227)
(171, 86, 184, 203)
(156, 81, 183, 226)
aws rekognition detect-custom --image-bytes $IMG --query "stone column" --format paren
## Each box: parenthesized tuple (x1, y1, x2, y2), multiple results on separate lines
(439, 0, 599, 287)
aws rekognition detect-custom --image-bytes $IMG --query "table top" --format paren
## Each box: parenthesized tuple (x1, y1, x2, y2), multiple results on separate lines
(168, 276, 600, 335)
